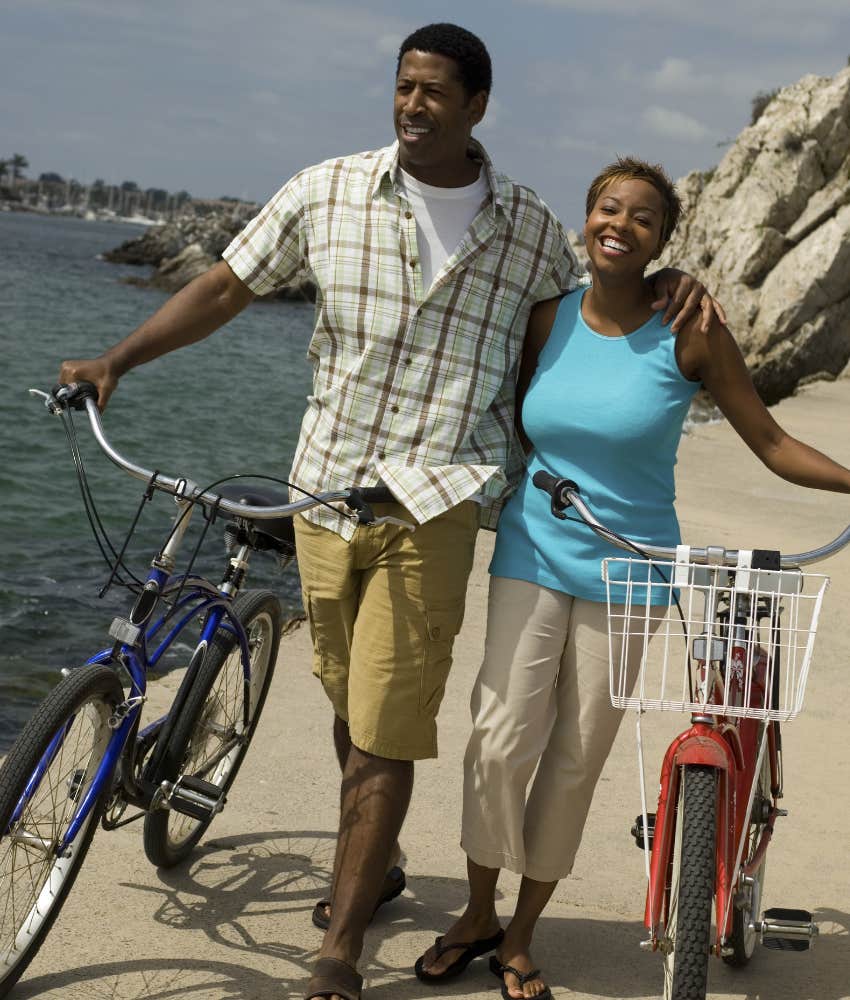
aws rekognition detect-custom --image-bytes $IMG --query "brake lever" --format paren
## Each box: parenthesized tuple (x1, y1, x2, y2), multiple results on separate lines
(343, 497, 415, 530)
(29, 388, 61, 413)
(370, 514, 415, 530)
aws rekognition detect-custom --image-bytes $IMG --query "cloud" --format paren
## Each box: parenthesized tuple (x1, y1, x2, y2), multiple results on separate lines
(642, 106, 713, 142)
(518, 0, 849, 41)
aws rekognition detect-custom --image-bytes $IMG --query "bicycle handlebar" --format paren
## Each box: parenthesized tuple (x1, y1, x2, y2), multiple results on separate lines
(531, 469, 850, 568)
(35, 383, 399, 524)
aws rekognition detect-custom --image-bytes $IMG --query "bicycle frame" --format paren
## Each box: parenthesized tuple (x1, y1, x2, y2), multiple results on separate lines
(22, 499, 256, 854)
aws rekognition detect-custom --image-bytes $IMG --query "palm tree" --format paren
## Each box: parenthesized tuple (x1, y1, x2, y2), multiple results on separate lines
(11, 154, 29, 188)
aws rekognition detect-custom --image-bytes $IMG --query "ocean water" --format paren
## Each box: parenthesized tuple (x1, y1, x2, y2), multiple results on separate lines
(0, 212, 314, 750)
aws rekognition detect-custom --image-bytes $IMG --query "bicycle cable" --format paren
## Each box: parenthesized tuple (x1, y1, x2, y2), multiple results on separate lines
(59, 407, 147, 593)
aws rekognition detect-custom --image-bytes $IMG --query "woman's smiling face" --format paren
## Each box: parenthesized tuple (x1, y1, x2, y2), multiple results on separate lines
(584, 178, 667, 278)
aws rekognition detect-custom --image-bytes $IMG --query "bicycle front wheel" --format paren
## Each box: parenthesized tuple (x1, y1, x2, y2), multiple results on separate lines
(0, 664, 123, 998)
(662, 764, 717, 1000)
(142, 590, 282, 867)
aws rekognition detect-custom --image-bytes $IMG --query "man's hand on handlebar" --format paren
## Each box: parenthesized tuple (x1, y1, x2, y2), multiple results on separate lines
(57, 357, 117, 412)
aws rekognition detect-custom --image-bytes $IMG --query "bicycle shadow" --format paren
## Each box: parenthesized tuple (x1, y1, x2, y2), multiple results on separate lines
(106, 828, 653, 997)
(106, 831, 850, 1000)
(10, 956, 281, 1000)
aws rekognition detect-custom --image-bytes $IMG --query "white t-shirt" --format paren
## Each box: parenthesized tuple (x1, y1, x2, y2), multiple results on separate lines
(398, 167, 489, 293)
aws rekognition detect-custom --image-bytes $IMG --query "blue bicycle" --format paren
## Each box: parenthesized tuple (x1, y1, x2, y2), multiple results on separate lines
(0, 382, 401, 997)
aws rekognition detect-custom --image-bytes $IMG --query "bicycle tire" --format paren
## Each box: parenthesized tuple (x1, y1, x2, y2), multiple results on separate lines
(0, 664, 123, 998)
(662, 764, 717, 1000)
(142, 590, 282, 868)
(723, 724, 772, 967)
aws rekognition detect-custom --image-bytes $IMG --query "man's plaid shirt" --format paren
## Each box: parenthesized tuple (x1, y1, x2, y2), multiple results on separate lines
(223, 140, 581, 539)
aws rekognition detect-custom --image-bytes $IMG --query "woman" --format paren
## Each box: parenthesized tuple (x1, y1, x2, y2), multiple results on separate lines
(414, 157, 850, 1000)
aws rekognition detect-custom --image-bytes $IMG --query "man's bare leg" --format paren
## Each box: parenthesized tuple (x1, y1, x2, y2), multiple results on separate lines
(312, 717, 402, 928)
(307, 744, 413, 999)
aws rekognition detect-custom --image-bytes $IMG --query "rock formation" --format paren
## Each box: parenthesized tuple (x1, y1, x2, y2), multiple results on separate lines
(105, 203, 315, 302)
(656, 66, 850, 403)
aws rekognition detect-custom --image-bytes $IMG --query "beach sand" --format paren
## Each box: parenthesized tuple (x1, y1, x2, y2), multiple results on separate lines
(11, 376, 850, 1000)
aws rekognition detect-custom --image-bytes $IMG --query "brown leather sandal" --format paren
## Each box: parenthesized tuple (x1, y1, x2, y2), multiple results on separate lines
(305, 956, 363, 1000)
(311, 866, 406, 931)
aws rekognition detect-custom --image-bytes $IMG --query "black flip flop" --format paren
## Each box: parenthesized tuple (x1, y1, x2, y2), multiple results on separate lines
(490, 955, 553, 1000)
(414, 927, 505, 983)
(311, 865, 406, 931)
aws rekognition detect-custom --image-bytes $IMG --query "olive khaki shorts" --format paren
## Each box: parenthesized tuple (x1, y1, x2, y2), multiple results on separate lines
(293, 501, 479, 760)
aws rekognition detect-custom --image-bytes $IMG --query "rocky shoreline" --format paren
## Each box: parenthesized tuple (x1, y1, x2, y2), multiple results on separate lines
(102, 203, 316, 303)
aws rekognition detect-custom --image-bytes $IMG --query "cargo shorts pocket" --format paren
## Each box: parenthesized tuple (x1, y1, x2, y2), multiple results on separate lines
(419, 604, 466, 715)
(303, 592, 350, 690)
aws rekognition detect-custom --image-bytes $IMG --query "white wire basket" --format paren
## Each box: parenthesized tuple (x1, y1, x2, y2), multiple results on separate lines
(603, 552, 830, 722)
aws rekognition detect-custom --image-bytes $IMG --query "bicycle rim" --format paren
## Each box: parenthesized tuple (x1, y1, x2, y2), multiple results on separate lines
(0, 665, 122, 995)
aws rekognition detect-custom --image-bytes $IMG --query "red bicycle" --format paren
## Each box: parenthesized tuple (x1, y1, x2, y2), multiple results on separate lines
(533, 471, 848, 1000)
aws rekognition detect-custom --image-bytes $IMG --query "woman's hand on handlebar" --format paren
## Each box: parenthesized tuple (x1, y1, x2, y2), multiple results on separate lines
(57, 357, 118, 412)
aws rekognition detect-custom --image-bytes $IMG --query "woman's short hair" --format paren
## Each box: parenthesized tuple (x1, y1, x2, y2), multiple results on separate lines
(585, 157, 682, 245)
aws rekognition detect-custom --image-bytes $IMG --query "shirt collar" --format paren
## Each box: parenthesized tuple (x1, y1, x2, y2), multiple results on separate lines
(371, 138, 505, 215)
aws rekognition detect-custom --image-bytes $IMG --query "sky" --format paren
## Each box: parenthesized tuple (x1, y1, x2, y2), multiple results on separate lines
(3, 0, 850, 229)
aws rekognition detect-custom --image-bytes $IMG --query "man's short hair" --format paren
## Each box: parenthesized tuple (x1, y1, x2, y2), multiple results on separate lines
(585, 157, 682, 245)
(397, 23, 492, 98)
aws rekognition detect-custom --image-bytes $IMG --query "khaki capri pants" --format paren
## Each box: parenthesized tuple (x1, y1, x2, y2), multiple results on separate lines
(462, 575, 657, 883)
(294, 501, 479, 761)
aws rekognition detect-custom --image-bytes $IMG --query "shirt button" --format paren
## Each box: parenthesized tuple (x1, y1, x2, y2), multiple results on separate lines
(409, 259, 417, 268)
(377, 451, 386, 460)
(404, 358, 413, 365)
(404, 211, 413, 220)
(390, 405, 399, 414)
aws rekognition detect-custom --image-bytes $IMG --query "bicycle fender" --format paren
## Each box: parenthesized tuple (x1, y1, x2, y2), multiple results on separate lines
(672, 731, 737, 772)
(645, 728, 737, 937)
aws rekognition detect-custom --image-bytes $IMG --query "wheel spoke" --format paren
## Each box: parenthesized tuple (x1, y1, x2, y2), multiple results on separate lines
(0, 666, 119, 987)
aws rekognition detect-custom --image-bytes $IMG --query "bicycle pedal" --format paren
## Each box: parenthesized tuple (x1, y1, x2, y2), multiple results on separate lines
(631, 813, 655, 850)
(178, 775, 223, 797)
(758, 907, 818, 951)
(167, 775, 226, 821)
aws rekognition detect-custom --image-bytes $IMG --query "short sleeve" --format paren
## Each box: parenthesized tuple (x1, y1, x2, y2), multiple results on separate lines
(222, 171, 308, 295)
(532, 213, 583, 304)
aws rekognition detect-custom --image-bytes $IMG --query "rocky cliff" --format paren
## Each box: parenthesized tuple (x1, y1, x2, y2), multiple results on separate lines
(656, 66, 850, 403)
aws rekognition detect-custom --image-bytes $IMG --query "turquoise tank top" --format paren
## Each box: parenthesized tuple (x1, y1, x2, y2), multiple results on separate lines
(490, 289, 701, 603)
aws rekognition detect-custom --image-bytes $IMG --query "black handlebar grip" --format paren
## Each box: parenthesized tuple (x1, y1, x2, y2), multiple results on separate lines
(51, 381, 99, 410)
(356, 486, 396, 503)
(532, 470, 559, 496)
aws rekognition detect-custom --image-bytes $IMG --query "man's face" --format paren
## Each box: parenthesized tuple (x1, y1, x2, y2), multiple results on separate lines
(394, 49, 486, 187)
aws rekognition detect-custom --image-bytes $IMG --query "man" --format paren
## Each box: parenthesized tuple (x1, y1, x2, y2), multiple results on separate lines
(60, 24, 716, 1000)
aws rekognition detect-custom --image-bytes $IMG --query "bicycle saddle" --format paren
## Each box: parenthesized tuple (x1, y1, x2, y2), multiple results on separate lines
(216, 483, 296, 556)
